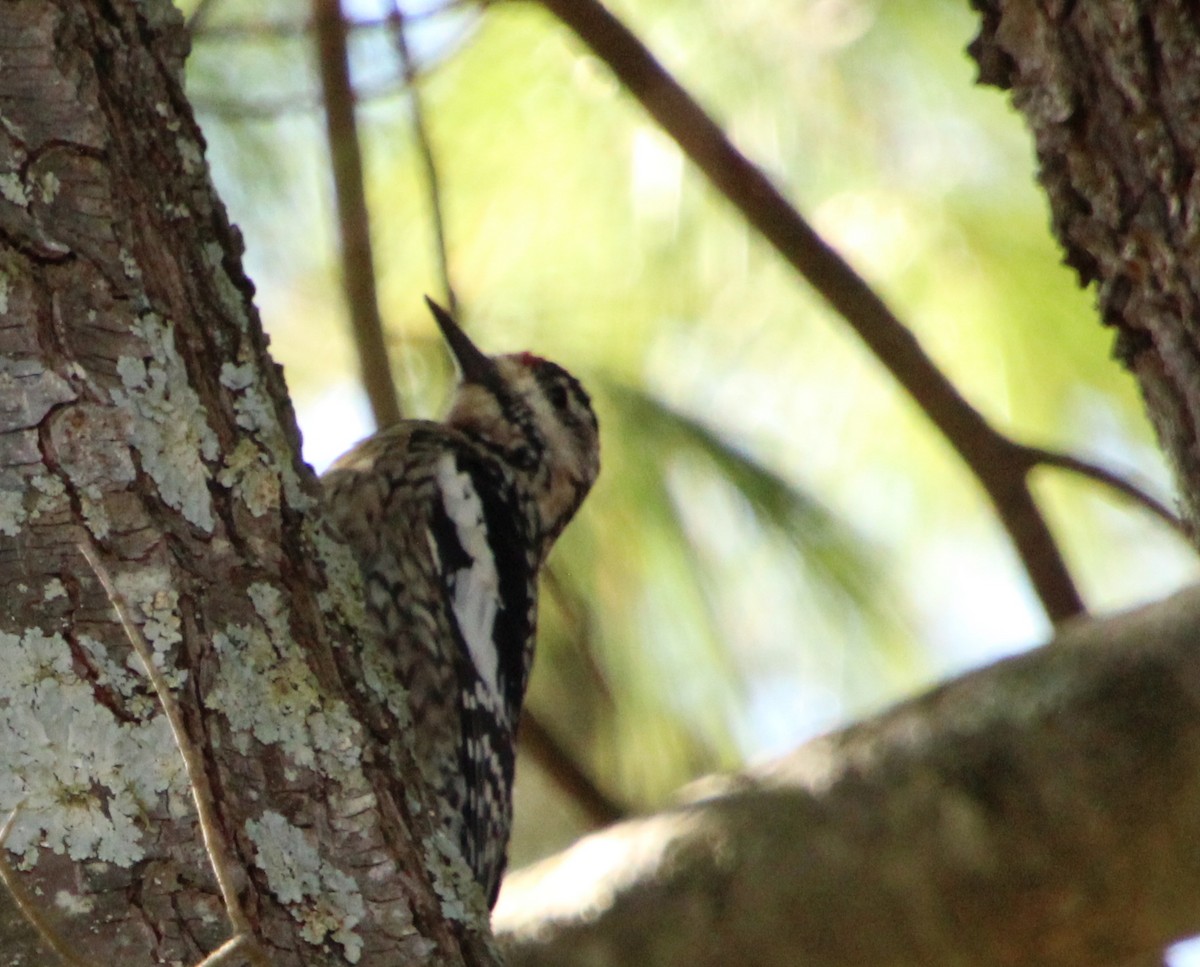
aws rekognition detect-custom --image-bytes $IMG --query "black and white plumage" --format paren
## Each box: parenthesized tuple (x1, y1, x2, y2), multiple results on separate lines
(321, 299, 599, 906)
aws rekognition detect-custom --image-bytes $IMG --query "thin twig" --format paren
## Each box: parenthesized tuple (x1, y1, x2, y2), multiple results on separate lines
(528, 0, 1087, 624)
(387, 4, 460, 317)
(519, 712, 626, 827)
(313, 0, 403, 426)
(194, 934, 256, 967)
(0, 805, 90, 967)
(1024, 446, 1185, 535)
(78, 541, 268, 966)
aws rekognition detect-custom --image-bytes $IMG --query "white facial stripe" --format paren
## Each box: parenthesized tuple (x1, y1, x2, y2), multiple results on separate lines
(435, 453, 502, 708)
(525, 375, 584, 480)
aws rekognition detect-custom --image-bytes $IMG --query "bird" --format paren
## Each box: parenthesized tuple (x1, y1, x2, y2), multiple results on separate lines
(320, 297, 599, 906)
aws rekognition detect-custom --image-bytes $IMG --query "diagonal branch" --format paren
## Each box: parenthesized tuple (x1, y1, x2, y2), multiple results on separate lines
(524, 0, 1092, 623)
(519, 711, 626, 828)
(314, 0, 402, 426)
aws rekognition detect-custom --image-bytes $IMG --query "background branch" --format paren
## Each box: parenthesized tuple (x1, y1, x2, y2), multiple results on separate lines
(518, 712, 626, 828)
(524, 0, 1093, 624)
(497, 587, 1200, 967)
(388, 5, 460, 317)
(314, 0, 402, 426)
(1025, 446, 1183, 535)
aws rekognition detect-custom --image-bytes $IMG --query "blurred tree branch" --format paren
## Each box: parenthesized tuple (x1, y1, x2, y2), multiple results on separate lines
(497, 587, 1200, 967)
(314, 0, 402, 426)
(523, 0, 1191, 625)
(518, 712, 626, 827)
(1026, 446, 1182, 534)
(387, 4, 460, 317)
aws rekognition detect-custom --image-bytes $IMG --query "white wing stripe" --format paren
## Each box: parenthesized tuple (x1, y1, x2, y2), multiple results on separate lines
(435, 453, 502, 708)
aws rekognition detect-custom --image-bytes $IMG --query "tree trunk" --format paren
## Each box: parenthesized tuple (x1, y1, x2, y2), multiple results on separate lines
(969, 0, 1200, 539)
(0, 2, 494, 964)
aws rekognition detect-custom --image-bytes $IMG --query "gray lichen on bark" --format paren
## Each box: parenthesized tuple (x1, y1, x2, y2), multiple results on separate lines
(0, 1, 496, 964)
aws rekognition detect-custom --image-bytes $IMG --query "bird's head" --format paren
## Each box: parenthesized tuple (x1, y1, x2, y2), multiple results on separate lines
(427, 298, 600, 552)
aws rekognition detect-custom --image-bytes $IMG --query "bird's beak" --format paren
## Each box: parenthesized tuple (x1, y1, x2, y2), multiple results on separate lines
(425, 296, 501, 390)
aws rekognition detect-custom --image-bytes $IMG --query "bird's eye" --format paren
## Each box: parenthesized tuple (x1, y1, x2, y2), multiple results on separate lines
(546, 382, 570, 410)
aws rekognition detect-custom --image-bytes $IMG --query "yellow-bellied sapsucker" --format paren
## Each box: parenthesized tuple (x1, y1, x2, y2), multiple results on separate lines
(321, 298, 599, 906)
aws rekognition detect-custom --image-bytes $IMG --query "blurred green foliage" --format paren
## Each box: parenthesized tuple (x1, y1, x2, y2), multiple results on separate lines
(181, 0, 1197, 868)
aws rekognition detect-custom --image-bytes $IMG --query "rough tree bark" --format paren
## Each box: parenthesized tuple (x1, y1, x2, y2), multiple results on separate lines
(0, 2, 495, 964)
(970, 1, 1200, 535)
